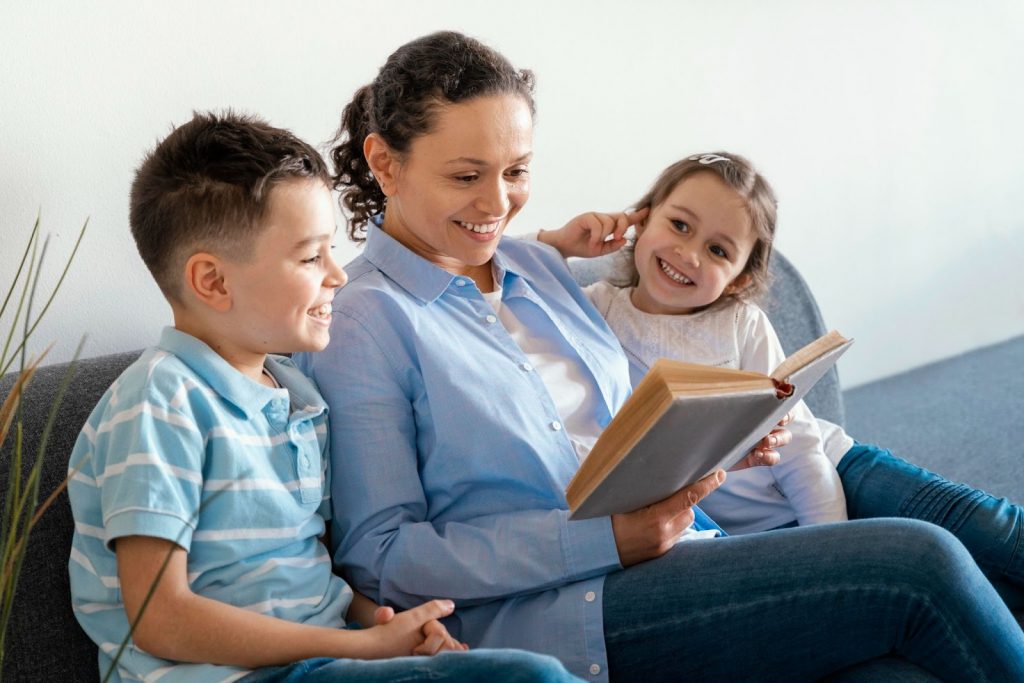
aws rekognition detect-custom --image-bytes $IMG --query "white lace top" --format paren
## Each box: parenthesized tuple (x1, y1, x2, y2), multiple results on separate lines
(584, 281, 853, 534)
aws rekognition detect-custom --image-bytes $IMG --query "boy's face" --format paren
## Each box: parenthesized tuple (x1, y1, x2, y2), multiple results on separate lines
(631, 171, 756, 315)
(222, 179, 346, 357)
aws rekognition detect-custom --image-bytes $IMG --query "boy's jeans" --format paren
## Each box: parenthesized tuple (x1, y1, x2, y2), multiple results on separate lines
(241, 649, 582, 683)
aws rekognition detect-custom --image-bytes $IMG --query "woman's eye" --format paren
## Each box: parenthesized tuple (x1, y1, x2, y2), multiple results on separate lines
(506, 167, 529, 179)
(454, 174, 478, 183)
(709, 245, 728, 259)
(670, 220, 690, 233)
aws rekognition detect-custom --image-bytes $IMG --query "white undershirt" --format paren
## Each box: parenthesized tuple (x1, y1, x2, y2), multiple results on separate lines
(481, 287, 603, 461)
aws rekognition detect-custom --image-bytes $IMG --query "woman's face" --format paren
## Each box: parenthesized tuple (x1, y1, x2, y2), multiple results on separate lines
(378, 94, 533, 277)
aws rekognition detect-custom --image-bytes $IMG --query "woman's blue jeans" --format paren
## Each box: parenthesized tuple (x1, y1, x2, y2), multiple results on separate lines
(603, 518, 1024, 682)
(838, 442, 1024, 609)
(239, 649, 582, 682)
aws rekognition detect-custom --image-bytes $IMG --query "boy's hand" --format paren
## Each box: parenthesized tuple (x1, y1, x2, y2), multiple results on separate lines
(538, 208, 648, 259)
(363, 599, 466, 657)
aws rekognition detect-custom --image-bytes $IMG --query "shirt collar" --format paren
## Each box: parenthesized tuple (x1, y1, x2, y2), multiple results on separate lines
(363, 217, 526, 303)
(157, 327, 321, 420)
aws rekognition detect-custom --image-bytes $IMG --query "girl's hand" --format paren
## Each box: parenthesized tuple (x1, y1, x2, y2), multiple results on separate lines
(731, 411, 793, 470)
(538, 208, 648, 258)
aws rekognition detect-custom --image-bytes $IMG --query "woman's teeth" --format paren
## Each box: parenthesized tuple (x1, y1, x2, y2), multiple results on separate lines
(457, 221, 499, 234)
(659, 259, 693, 285)
(308, 303, 332, 319)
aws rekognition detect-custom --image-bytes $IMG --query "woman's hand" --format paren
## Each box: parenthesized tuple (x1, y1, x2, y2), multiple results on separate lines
(731, 411, 793, 470)
(538, 208, 648, 258)
(611, 470, 726, 567)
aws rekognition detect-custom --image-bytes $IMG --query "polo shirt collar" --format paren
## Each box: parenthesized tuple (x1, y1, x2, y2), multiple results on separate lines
(157, 327, 290, 419)
(363, 219, 527, 303)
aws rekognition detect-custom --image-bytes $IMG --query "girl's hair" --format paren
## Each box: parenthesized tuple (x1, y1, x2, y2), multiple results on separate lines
(627, 151, 778, 305)
(330, 31, 536, 242)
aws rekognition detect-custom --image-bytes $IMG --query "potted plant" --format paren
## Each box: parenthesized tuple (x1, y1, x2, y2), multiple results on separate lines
(0, 215, 86, 677)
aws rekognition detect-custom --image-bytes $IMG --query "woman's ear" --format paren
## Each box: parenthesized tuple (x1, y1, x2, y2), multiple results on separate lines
(363, 133, 399, 196)
(723, 272, 753, 296)
(184, 253, 232, 313)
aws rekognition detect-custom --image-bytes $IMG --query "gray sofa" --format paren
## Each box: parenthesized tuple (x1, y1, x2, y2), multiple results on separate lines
(2, 251, 1021, 681)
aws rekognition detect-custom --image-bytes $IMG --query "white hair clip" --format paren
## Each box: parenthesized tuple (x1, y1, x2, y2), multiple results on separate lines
(688, 154, 731, 165)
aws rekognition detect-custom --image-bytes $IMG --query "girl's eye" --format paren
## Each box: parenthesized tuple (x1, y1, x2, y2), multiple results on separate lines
(670, 220, 690, 233)
(301, 255, 322, 265)
(709, 245, 729, 259)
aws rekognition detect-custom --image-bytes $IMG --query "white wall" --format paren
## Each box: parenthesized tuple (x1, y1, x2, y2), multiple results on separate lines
(2, 0, 1022, 387)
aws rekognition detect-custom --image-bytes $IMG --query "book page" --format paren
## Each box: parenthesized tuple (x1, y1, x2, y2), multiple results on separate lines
(770, 330, 850, 382)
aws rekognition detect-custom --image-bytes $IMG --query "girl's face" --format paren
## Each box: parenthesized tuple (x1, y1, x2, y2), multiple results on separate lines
(375, 94, 533, 279)
(631, 171, 757, 315)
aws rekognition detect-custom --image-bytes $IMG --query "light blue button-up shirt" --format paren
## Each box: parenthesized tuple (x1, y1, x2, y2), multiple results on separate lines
(295, 225, 633, 680)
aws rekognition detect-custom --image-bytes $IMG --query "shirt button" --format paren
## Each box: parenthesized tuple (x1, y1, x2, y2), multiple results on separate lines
(519, 362, 532, 372)
(584, 591, 596, 602)
(302, 456, 311, 468)
(590, 664, 601, 675)
(455, 279, 467, 287)
(485, 314, 497, 324)
(550, 421, 562, 431)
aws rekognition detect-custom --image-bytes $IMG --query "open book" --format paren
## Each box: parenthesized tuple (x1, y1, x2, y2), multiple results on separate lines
(566, 330, 853, 520)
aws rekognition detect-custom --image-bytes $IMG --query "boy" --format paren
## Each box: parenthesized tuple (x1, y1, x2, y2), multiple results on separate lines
(67, 111, 578, 683)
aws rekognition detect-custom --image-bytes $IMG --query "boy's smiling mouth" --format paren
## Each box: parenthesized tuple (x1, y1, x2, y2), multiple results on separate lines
(658, 258, 694, 285)
(307, 302, 332, 320)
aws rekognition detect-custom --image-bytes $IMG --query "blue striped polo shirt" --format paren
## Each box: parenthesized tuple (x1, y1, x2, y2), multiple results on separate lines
(67, 327, 353, 683)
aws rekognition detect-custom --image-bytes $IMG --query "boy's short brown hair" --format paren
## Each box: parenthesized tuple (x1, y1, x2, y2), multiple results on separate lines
(129, 111, 330, 302)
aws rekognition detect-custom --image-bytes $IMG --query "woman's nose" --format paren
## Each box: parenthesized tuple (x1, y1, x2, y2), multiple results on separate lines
(475, 178, 511, 217)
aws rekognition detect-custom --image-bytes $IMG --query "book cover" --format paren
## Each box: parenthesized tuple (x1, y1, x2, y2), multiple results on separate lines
(566, 332, 852, 520)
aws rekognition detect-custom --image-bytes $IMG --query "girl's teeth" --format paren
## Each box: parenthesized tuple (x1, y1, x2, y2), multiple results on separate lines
(659, 259, 693, 285)
(458, 221, 499, 234)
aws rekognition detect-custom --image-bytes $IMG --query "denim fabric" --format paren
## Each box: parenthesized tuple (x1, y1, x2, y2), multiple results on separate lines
(603, 519, 1024, 682)
(238, 650, 582, 683)
(838, 442, 1024, 609)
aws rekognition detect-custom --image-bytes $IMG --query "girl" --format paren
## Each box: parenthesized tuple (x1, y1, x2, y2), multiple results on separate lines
(539, 151, 1024, 606)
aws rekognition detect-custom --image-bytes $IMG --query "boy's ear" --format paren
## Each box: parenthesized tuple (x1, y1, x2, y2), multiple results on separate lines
(363, 133, 399, 196)
(724, 272, 753, 296)
(183, 253, 232, 312)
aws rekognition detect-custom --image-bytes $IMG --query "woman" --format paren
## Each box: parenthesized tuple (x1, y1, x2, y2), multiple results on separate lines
(296, 31, 1024, 682)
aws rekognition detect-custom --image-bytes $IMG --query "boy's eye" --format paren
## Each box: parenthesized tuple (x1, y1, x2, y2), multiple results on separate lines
(670, 220, 690, 233)
(709, 245, 729, 259)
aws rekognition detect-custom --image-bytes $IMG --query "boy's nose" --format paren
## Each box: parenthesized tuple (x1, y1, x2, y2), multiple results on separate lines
(326, 258, 347, 288)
